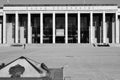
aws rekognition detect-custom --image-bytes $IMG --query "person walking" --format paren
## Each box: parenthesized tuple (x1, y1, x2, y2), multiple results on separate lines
(23, 44, 26, 49)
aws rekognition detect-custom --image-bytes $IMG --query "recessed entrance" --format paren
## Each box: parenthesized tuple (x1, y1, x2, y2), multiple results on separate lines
(19, 14, 28, 43)
(68, 13, 78, 43)
(6, 14, 15, 44)
(106, 13, 115, 43)
(31, 14, 40, 43)
(55, 14, 65, 43)
(43, 14, 53, 43)
(80, 13, 90, 43)
(93, 13, 103, 43)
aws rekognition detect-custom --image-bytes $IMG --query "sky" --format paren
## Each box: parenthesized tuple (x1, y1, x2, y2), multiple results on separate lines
(0, 0, 120, 6)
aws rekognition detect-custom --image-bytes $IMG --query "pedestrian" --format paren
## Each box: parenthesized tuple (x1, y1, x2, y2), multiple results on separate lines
(23, 44, 26, 49)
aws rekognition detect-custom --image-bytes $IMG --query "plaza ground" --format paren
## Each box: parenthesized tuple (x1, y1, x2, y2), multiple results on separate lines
(0, 44, 120, 80)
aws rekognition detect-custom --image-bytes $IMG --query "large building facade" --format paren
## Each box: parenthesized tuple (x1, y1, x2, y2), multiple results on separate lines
(0, 4, 120, 44)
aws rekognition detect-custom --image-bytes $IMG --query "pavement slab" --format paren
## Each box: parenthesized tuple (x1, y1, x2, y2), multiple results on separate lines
(0, 44, 120, 80)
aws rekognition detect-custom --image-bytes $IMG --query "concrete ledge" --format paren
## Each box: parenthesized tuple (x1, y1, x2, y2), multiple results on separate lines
(96, 43, 110, 47)
(110, 43, 120, 47)
(0, 44, 10, 47)
(10, 43, 24, 47)
(0, 43, 119, 48)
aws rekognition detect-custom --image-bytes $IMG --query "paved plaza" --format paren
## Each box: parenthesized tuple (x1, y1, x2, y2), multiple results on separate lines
(0, 44, 120, 80)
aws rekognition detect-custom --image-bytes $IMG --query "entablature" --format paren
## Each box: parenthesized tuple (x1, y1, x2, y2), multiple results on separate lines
(3, 5, 118, 12)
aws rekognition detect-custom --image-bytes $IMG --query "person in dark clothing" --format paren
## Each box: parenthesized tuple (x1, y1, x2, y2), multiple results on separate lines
(23, 44, 26, 49)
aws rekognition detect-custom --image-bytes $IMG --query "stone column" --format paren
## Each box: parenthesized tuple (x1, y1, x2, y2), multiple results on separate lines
(0, 23, 2, 44)
(100, 22, 102, 43)
(118, 18, 120, 43)
(103, 12, 107, 43)
(65, 12, 68, 44)
(3, 12, 6, 44)
(28, 12, 32, 44)
(53, 12, 55, 43)
(7, 23, 13, 44)
(15, 12, 18, 43)
(116, 12, 119, 43)
(78, 12, 80, 43)
(112, 20, 115, 43)
(90, 12, 93, 43)
(40, 13, 43, 44)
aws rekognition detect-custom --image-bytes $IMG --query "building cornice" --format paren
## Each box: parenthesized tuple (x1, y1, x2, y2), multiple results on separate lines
(4, 4, 118, 7)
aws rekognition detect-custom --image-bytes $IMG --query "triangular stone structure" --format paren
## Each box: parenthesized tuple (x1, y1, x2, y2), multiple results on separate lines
(0, 56, 48, 78)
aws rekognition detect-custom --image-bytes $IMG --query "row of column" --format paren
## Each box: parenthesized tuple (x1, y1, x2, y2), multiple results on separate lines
(91, 12, 119, 44)
(2, 11, 119, 44)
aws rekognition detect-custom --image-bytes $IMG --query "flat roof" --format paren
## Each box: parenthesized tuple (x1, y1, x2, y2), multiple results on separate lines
(4, 4, 117, 7)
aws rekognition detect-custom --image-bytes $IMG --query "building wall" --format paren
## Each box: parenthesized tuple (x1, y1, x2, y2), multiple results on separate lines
(0, 4, 120, 44)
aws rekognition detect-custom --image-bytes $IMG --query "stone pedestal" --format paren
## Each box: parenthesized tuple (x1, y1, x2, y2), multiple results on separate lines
(106, 22, 109, 43)
(92, 26, 95, 43)
(7, 23, 14, 44)
(112, 22, 115, 43)
(100, 26, 102, 43)
(103, 22, 107, 43)
(20, 27, 25, 44)
(94, 38, 97, 43)
(106, 38, 109, 43)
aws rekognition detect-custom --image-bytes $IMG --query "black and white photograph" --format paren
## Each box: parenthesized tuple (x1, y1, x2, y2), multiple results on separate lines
(0, 0, 120, 80)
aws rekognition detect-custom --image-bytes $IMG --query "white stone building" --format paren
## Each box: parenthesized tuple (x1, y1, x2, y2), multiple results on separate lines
(0, 4, 120, 44)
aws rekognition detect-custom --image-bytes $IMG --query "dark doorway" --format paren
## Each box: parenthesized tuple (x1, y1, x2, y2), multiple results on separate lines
(55, 14, 65, 43)
(68, 13, 78, 43)
(93, 13, 103, 43)
(31, 14, 40, 43)
(80, 14, 90, 43)
(43, 14, 53, 43)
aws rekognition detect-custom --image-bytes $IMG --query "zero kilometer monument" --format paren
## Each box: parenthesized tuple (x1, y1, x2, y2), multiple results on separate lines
(0, 56, 63, 80)
(0, 4, 120, 44)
